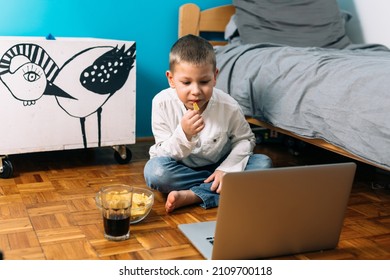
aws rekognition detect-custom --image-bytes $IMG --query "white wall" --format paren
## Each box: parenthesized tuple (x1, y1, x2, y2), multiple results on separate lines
(338, 0, 390, 47)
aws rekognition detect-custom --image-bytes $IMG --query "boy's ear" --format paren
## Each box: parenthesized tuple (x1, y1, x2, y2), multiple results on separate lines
(213, 68, 219, 85)
(166, 71, 175, 88)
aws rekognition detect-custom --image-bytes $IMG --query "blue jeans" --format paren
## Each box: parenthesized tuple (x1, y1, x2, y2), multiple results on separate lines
(143, 154, 272, 209)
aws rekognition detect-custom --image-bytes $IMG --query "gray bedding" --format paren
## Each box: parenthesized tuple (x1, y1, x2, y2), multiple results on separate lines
(215, 41, 390, 170)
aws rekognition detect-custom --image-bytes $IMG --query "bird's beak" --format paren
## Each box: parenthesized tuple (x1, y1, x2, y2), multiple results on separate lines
(43, 82, 77, 100)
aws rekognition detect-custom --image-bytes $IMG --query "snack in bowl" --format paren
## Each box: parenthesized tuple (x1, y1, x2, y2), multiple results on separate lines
(95, 186, 154, 224)
(130, 187, 154, 224)
(103, 190, 132, 209)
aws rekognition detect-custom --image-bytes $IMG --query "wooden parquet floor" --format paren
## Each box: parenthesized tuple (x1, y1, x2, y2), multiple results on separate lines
(0, 139, 389, 260)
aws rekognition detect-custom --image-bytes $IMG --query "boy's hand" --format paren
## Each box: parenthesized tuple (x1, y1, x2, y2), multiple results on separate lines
(205, 170, 226, 194)
(181, 109, 205, 140)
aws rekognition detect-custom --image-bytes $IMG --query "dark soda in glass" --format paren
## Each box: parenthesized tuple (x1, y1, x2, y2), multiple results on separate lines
(103, 215, 130, 237)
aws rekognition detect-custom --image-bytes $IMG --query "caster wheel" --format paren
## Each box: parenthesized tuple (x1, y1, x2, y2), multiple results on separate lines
(114, 147, 132, 164)
(0, 158, 14, 179)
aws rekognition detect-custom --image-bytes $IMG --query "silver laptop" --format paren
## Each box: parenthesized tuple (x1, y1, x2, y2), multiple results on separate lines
(178, 162, 356, 260)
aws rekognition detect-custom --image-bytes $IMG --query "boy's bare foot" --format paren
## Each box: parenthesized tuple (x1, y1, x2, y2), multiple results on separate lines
(165, 190, 202, 213)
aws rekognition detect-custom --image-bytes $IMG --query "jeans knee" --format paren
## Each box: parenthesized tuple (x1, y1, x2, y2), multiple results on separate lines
(261, 154, 273, 168)
(246, 154, 273, 170)
(144, 157, 175, 190)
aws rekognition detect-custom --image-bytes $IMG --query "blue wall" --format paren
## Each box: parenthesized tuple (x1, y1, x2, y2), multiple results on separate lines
(0, 0, 231, 138)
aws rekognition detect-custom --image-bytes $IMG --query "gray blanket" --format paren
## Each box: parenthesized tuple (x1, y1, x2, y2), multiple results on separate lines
(215, 41, 390, 170)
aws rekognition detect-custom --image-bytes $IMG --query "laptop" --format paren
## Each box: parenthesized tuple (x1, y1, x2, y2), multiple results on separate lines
(178, 162, 356, 260)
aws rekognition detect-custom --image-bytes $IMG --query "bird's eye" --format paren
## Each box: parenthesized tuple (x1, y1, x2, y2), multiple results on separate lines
(23, 71, 41, 82)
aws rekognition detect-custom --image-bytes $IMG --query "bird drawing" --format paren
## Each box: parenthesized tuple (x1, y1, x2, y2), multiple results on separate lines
(47, 43, 136, 147)
(0, 42, 136, 148)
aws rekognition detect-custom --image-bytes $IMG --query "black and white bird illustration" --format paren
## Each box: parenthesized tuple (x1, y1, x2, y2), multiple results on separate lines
(47, 44, 136, 147)
(0, 42, 136, 148)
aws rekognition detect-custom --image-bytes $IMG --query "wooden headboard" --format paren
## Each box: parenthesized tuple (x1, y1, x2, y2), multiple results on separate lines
(178, 3, 235, 46)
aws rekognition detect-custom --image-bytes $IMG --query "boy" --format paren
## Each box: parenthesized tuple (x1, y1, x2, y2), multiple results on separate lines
(144, 35, 272, 213)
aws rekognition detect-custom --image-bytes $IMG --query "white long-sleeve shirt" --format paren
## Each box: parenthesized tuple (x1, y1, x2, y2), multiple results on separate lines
(149, 87, 256, 172)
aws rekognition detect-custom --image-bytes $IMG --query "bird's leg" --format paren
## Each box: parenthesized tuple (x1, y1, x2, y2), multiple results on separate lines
(80, 117, 87, 148)
(97, 107, 102, 147)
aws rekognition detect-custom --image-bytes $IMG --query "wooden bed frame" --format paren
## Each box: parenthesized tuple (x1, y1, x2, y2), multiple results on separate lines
(178, 3, 389, 171)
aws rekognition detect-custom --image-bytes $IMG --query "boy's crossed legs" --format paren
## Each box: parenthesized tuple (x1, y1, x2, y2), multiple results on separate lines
(144, 156, 216, 212)
(144, 154, 272, 212)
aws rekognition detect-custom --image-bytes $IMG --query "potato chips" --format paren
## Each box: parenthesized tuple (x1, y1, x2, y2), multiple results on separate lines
(193, 102, 199, 111)
(131, 192, 153, 217)
(103, 190, 132, 209)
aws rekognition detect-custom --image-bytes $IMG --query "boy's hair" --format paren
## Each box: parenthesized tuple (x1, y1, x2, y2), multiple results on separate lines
(169, 34, 216, 72)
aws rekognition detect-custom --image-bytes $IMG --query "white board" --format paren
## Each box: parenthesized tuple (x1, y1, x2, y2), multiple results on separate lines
(0, 37, 136, 155)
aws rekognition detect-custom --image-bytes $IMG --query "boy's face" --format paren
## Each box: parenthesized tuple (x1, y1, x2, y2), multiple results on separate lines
(166, 61, 218, 112)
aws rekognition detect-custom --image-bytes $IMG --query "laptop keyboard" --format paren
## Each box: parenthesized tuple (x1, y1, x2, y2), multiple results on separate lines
(206, 236, 214, 245)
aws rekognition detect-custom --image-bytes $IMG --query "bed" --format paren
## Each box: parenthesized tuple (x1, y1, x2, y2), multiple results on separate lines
(178, 2, 390, 172)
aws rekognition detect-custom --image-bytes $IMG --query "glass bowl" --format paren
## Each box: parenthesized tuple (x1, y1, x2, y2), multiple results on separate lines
(95, 186, 154, 224)
(130, 187, 154, 224)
